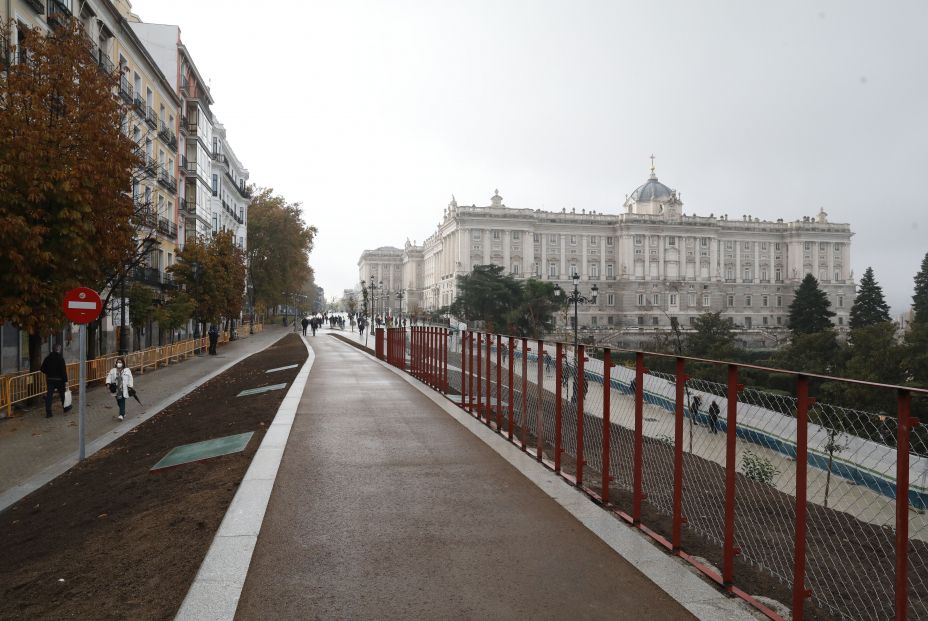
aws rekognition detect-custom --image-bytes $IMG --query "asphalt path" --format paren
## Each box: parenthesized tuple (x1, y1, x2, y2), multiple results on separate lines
(235, 334, 696, 620)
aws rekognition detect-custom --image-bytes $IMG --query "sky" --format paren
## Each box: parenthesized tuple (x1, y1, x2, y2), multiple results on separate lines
(131, 0, 928, 315)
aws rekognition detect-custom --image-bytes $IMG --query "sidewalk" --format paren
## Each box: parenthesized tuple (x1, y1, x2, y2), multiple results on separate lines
(0, 325, 289, 509)
(233, 333, 701, 619)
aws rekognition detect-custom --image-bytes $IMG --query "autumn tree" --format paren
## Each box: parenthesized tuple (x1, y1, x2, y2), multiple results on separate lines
(170, 231, 246, 334)
(849, 267, 890, 329)
(246, 188, 317, 317)
(0, 19, 140, 369)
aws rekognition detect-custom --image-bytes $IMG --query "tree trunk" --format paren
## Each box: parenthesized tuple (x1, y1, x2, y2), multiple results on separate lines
(28, 331, 43, 373)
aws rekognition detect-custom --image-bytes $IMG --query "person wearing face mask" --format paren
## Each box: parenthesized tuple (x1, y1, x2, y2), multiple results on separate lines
(105, 357, 134, 421)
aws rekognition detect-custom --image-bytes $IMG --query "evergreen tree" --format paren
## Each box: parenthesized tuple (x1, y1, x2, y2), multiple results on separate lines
(787, 274, 836, 335)
(686, 312, 737, 360)
(913, 251, 928, 324)
(849, 267, 890, 329)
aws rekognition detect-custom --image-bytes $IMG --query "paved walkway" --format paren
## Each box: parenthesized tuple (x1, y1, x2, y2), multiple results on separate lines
(0, 325, 291, 510)
(235, 332, 698, 620)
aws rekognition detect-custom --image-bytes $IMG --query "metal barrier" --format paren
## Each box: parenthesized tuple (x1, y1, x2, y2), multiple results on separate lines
(402, 327, 928, 621)
(0, 324, 262, 418)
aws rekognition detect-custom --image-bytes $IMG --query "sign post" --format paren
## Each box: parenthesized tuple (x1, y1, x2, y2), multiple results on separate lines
(62, 287, 103, 461)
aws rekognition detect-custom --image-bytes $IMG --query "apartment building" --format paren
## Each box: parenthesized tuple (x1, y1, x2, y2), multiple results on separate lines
(210, 120, 250, 249)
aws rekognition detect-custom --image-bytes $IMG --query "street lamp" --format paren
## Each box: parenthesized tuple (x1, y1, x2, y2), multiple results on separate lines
(553, 272, 599, 356)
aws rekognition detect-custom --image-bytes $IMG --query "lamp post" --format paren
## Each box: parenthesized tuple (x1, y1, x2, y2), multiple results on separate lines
(553, 272, 599, 357)
(396, 290, 404, 325)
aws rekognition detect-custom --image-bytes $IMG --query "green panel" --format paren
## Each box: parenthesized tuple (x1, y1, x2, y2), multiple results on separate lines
(151, 432, 255, 471)
(237, 383, 288, 397)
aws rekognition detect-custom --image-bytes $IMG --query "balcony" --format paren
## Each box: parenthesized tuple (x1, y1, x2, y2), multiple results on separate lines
(183, 198, 197, 213)
(179, 114, 188, 135)
(186, 119, 198, 135)
(158, 121, 177, 151)
(213, 152, 228, 167)
(136, 206, 158, 229)
(157, 168, 177, 193)
(133, 95, 145, 116)
(157, 216, 178, 240)
(24, 0, 44, 13)
(143, 155, 159, 178)
(184, 157, 197, 175)
(47, 0, 71, 27)
(145, 106, 158, 128)
(118, 76, 133, 103)
(178, 155, 189, 176)
(225, 171, 251, 198)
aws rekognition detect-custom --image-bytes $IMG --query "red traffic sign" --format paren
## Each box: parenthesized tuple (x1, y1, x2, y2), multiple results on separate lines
(62, 287, 103, 324)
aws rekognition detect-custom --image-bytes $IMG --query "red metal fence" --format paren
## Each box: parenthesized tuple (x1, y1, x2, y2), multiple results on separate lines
(403, 327, 928, 621)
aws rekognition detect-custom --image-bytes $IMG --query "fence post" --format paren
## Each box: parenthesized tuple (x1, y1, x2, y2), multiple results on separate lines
(521, 338, 529, 450)
(896, 389, 913, 621)
(2, 376, 11, 418)
(536, 339, 544, 461)
(793, 375, 811, 621)
(723, 364, 740, 587)
(672, 357, 686, 553)
(485, 332, 492, 427)
(576, 345, 586, 487)
(442, 329, 449, 393)
(633, 352, 645, 525)
(602, 348, 612, 504)
(375, 327, 385, 360)
(460, 330, 468, 410)
(476, 332, 483, 419)
(496, 334, 503, 431)
(555, 342, 563, 474)
(508, 336, 515, 441)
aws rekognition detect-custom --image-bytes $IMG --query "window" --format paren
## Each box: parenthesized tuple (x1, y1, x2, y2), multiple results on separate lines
(834, 271, 840, 282)
(212, 174, 218, 196)
(550, 234, 557, 244)
(761, 242, 767, 251)
(535, 263, 541, 276)
(744, 242, 751, 250)
(590, 235, 598, 245)
(763, 316, 769, 326)
(652, 316, 659, 326)
(549, 263, 557, 277)
(492, 230, 501, 240)
(159, 104, 165, 123)
(668, 236, 676, 246)
(607, 263, 614, 277)
(776, 295, 783, 307)
(212, 214, 218, 230)
(607, 293, 615, 306)
(635, 248, 644, 256)
(745, 317, 752, 328)
(762, 295, 769, 307)
(146, 87, 153, 109)
(834, 242, 843, 251)
(512, 231, 520, 240)
(726, 267, 734, 280)
(638, 316, 645, 326)
(837, 295, 844, 308)
(775, 268, 782, 281)
(745, 295, 753, 307)
(744, 266, 752, 280)
(804, 241, 811, 251)
(591, 317, 598, 326)
(591, 264, 599, 278)
(533, 233, 539, 242)
(637, 293, 645, 306)
(777, 316, 783, 326)
(634, 235, 643, 245)
(608, 316, 614, 326)
(652, 293, 660, 305)
(669, 294, 677, 305)
(689, 317, 696, 326)
(775, 243, 781, 251)
(606, 236, 614, 246)
(570, 235, 576, 245)
(569, 263, 577, 277)
(700, 238, 708, 247)
(761, 268, 768, 281)
(703, 294, 710, 307)
(727, 294, 735, 307)
(473, 231, 481, 241)
(687, 293, 696, 306)
(725, 241, 733, 250)
(512, 263, 519, 274)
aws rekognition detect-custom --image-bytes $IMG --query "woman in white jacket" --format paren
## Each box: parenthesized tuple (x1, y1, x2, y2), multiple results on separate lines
(105, 357, 134, 421)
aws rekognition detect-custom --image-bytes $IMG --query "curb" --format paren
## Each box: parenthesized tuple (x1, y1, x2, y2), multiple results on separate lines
(0, 332, 288, 515)
(174, 335, 315, 621)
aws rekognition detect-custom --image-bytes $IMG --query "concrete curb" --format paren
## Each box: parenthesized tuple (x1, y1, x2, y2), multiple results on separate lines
(332, 339, 761, 621)
(0, 332, 288, 515)
(174, 335, 315, 621)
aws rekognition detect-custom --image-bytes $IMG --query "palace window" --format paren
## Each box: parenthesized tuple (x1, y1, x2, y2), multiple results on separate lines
(638, 316, 645, 325)
(668, 237, 676, 246)
(652, 293, 660, 305)
(703, 294, 710, 307)
(534, 233, 539, 242)
(492, 230, 500, 240)
(606, 236, 614, 246)
(745, 295, 752, 307)
(512, 263, 520, 274)
(669, 293, 677, 305)
(550, 234, 558, 244)
(634, 235, 644, 245)
(775, 243, 781, 251)
(762, 295, 769, 307)
(591, 264, 600, 278)
(688, 293, 696, 306)
(607, 263, 614, 277)
(700, 238, 708, 247)
(776, 295, 783, 307)
(804, 241, 811, 251)
(775, 268, 782, 281)
(652, 316, 659, 325)
(725, 241, 733, 250)
(549, 263, 557, 277)
(838, 295, 844, 308)
(727, 294, 735, 307)
(607, 293, 615, 306)
(570, 235, 577, 245)
(473, 231, 481, 241)
(512, 231, 520, 240)
(743, 241, 751, 250)
(590, 235, 598, 245)
(637, 293, 645, 305)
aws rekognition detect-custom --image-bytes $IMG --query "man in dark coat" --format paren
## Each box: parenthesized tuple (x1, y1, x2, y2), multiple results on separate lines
(301, 316, 310, 336)
(208, 325, 220, 355)
(40, 344, 68, 418)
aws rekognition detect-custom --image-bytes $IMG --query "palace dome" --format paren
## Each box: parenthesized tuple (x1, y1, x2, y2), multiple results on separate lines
(629, 174, 673, 203)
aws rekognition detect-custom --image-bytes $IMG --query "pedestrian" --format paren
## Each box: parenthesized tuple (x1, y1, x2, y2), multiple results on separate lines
(500, 343, 508, 364)
(208, 324, 220, 355)
(708, 400, 721, 434)
(301, 316, 309, 336)
(543, 351, 553, 374)
(690, 395, 702, 421)
(311, 317, 317, 336)
(40, 344, 68, 418)
(106, 357, 134, 421)
(628, 377, 637, 396)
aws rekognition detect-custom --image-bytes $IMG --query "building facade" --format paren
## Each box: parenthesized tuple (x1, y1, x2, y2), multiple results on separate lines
(360, 163, 856, 343)
(210, 121, 250, 248)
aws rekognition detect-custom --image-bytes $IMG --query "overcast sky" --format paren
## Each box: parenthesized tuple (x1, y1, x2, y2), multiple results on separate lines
(131, 0, 927, 315)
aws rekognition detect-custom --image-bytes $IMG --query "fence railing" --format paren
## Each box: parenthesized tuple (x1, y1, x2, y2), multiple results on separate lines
(396, 327, 928, 621)
(0, 323, 263, 418)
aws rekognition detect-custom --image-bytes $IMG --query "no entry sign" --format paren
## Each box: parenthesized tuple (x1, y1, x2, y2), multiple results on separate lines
(62, 287, 102, 324)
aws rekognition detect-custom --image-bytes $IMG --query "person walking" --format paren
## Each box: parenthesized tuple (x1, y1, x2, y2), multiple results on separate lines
(40, 344, 68, 418)
(301, 316, 310, 336)
(106, 357, 134, 421)
(690, 395, 702, 423)
(310, 317, 317, 337)
(543, 351, 553, 374)
(208, 324, 220, 355)
(708, 400, 721, 434)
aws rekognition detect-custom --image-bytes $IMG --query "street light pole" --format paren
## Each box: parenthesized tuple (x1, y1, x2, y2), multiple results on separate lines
(553, 272, 599, 358)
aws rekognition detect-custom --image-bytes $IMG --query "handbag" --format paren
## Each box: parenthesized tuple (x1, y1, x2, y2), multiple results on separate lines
(63, 388, 73, 411)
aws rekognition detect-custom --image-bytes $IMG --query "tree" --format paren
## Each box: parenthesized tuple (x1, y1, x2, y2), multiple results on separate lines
(154, 292, 195, 344)
(686, 312, 737, 360)
(127, 283, 156, 350)
(170, 231, 246, 332)
(0, 19, 140, 369)
(508, 279, 560, 338)
(771, 330, 843, 375)
(843, 322, 905, 412)
(787, 274, 836, 335)
(246, 188, 316, 316)
(849, 267, 890, 329)
(913, 251, 928, 324)
(448, 265, 521, 332)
